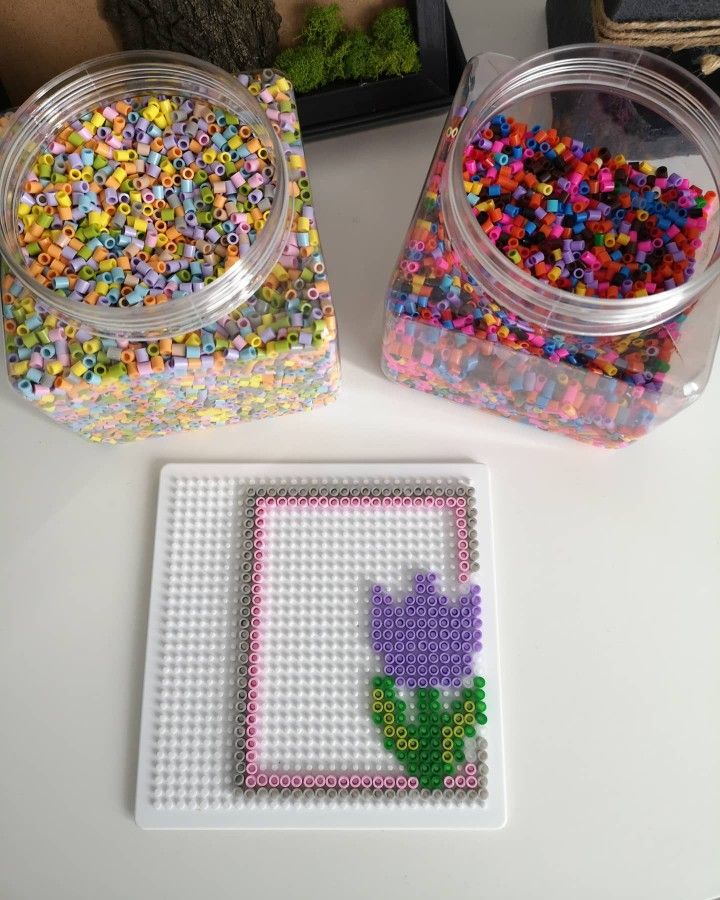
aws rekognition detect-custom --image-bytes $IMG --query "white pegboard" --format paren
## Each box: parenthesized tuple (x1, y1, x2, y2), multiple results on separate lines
(136, 463, 505, 828)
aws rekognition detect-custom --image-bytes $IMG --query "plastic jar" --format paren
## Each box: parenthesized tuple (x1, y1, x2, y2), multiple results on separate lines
(382, 46, 720, 446)
(0, 51, 339, 442)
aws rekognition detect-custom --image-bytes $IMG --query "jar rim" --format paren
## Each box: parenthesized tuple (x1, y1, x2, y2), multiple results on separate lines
(444, 44, 720, 336)
(0, 50, 292, 340)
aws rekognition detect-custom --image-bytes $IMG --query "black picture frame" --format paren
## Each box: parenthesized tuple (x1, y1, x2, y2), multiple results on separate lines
(293, 0, 467, 140)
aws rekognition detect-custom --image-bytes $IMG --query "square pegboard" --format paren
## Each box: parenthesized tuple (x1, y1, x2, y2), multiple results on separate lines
(136, 463, 505, 828)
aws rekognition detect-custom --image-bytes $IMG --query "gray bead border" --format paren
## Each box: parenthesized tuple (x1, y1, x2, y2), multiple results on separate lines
(234, 478, 485, 801)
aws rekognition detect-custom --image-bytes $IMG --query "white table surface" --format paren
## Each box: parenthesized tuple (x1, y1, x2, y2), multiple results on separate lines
(1, 3, 719, 899)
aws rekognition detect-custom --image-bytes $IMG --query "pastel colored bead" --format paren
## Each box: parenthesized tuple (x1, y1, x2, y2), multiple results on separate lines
(1, 70, 340, 441)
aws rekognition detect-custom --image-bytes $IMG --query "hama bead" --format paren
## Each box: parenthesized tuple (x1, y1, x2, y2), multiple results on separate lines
(369, 572, 486, 790)
(370, 573, 481, 688)
(1, 70, 339, 441)
(382, 89, 718, 446)
(461, 118, 711, 300)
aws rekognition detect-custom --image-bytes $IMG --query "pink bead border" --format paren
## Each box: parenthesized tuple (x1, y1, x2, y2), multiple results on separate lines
(238, 484, 478, 792)
(242, 762, 480, 791)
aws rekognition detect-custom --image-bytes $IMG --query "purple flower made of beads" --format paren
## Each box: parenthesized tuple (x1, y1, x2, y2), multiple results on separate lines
(370, 572, 482, 689)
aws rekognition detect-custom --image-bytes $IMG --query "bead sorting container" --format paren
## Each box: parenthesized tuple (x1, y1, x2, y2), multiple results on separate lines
(0, 52, 339, 442)
(382, 46, 720, 446)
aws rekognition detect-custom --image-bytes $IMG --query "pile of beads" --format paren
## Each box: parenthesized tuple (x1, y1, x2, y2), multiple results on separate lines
(17, 95, 274, 306)
(2, 72, 339, 442)
(462, 116, 712, 299)
(382, 109, 716, 447)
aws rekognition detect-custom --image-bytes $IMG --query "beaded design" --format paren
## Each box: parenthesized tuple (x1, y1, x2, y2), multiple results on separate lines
(370, 573, 486, 789)
(137, 466, 504, 827)
(235, 483, 483, 796)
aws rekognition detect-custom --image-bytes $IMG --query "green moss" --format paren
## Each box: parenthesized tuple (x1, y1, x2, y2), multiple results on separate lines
(371, 6, 416, 48)
(381, 40, 421, 77)
(344, 31, 382, 81)
(276, 4, 421, 93)
(301, 3, 345, 52)
(275, 44, 327, 94)
(326, 37, 351, 82)
(371, 7, 421, 77)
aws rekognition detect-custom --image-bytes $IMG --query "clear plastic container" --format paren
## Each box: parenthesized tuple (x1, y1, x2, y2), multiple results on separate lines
(382, 46, 720, 446)
(0, 51, 339, 442)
